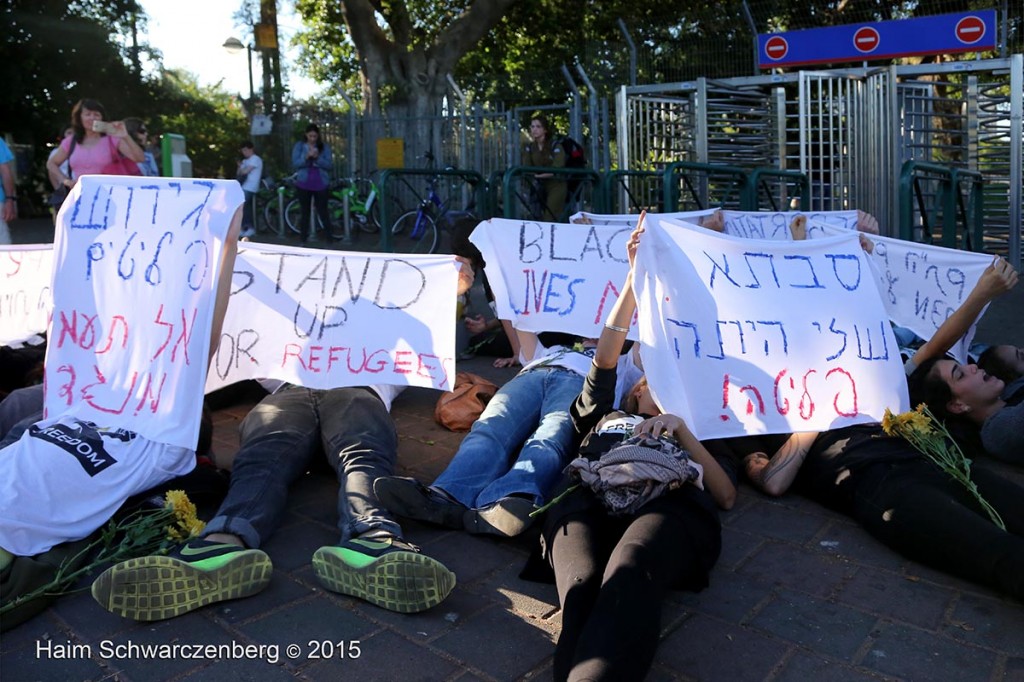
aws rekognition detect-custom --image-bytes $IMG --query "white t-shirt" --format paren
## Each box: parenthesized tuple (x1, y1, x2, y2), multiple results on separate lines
(522, 343, 644, 409)
(239, 154, 263, 193)
(0, 416, 194, 556)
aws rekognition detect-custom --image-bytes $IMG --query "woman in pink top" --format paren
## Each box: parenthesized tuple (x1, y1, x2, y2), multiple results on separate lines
(46, 98, 144, 191)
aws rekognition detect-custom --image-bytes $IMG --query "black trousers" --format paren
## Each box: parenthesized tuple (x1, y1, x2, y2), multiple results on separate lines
(852, 460, 1024, 600)
(296, 187, 330, 239)
(545, 490, 720, 682)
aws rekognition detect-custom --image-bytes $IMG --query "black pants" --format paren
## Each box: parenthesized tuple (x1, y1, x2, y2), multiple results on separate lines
(296, 187, 330, 239)
(546, 491, 720, 682)
(852, 460, 1024, 599)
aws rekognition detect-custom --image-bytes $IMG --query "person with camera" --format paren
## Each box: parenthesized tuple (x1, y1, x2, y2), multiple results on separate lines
(45, 99, 145, 207)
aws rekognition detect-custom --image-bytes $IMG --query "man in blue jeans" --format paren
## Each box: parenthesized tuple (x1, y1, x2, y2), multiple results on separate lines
(375, 332, 643, 537)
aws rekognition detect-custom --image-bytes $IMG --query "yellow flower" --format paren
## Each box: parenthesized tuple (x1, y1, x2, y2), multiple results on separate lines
(882, 406, 934, 438)
(163, 490, 205, 541)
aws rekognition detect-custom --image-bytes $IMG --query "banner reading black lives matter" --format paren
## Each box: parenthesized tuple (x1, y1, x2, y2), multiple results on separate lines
(636, 216, 909, 440)
(43, 176, 240, 450)
(206, 242, 460, 393)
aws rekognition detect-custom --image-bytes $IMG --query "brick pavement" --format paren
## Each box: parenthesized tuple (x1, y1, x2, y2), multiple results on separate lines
(2, 220, 1022, 680)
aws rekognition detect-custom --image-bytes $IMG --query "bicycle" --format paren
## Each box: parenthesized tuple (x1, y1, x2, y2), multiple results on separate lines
(281, 176, 382, 240)
(389, 153, 476, 254)
(256, 175, 298, 235)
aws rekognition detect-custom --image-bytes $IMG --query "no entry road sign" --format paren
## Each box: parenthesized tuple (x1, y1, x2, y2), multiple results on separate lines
(758, 10, 996, 69)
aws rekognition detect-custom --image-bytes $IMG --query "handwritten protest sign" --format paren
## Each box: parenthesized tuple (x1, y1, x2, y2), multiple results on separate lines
(207, 243, 459, 393)
(470, 218, 637, 338)
(0, 244, 53, 346)
(635, 217, 909, 439)
(569, 208, 716, 226)
(44, 176, 240, 449)
(811, 221, 993, 363)
(721, 209, 859, 241)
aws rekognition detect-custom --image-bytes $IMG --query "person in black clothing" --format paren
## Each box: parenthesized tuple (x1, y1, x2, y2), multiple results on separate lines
(717, 421, 1024, 600)
(532, 221, 737, 682)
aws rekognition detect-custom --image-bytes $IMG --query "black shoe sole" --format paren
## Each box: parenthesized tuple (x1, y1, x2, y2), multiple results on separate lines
(374, 477, 465, 529)
(463, 497, 537, 537)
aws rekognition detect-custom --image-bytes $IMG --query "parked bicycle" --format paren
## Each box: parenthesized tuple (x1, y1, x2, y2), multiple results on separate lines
(254, 176, 297, 235)
(282, 176, 382, 240)
(390, 154, 476, 254)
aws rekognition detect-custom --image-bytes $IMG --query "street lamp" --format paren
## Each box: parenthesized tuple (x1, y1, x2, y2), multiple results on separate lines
(222, 36, 255, 111)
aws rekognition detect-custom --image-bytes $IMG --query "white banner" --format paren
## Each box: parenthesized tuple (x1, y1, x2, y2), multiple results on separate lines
(569, 208, 716, 226)
(207, 243, 459, 393)
(811, 221, 993, 363)
(635, 219, 909, 440)
(470, 218, 636, 338)
(43, 176, 241, 449)
(0, 244, 53, 346)
(721, 209, 859, 241)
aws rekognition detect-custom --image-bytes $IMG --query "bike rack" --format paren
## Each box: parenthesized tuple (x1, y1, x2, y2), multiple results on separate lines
(501, 166, 602, 220)
(378, 168, 485, 252)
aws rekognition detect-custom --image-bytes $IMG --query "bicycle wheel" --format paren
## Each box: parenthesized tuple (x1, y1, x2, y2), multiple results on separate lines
(352, 178, 381, 233)
(390, 210, 438, 254)
(284, 198, 308, 236)
(262, 198, 286, 235)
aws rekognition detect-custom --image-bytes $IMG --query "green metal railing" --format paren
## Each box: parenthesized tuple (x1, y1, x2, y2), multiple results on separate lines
(898, 161, 984, 251)
(746, 168, 810, 212)
(501, 166, 602, 221)
(662, 161, 749, 212)
(597, 170, 663, 214)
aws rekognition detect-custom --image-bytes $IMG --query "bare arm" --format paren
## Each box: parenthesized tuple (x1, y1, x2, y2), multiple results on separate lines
(1, 162, 15, 222)
(594, 213, 645, 369)
(744, 431, 819, 497)
(909, 256, 1018, 369)
(46, 146, 71, 189)
(108, 121, 145, 163)
(493, 318, 521, 368)
(207, 207, 242, 370)
(516, 328, 540, 365)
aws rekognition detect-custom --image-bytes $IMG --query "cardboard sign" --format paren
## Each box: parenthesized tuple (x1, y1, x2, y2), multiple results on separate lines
(43, 176, 241, 449)
(207, 243, 460, 392)
(635, 216, 909, 439)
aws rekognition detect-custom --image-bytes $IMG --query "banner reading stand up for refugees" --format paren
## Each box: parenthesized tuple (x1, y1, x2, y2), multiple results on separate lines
(44, 175, 241, 450)
(206, 243, 460, 393)
(635, 216, 909, 440)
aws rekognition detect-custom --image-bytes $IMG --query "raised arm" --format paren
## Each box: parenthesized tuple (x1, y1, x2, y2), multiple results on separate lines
(908, 256, 1018, 371)
(594, 213, 645, 369)
(208, 206, 242, 370)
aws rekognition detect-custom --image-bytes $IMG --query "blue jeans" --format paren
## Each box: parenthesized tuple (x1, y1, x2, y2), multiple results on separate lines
(433, 366, 584, 509)
(203, 386, 401, 548)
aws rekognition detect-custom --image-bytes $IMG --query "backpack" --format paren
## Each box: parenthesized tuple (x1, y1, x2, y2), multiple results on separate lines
(556, 135, 586, 194)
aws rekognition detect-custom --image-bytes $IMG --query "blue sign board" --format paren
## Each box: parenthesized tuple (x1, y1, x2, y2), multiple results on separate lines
(758, 10, 997, 69)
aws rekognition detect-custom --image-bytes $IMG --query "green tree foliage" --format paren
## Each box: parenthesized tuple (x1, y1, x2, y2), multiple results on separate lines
(1, 1, 251, 207)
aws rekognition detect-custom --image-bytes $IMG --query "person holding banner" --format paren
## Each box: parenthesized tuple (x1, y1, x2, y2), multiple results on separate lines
(375, 328, 644, 537)
(527, 220, 737, 682)
(89, 259, 478, 621)
(0, 188, 242, 624)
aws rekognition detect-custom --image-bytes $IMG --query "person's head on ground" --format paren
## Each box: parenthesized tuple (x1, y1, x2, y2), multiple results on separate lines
(449, 216, 485, 270)
(977, 344, 1024, 383)
(908, 356, 1006, 427)
(529, 114, 551, 145)
(622, 376, 659, 416)
(240, 140, 256, 158)
(70, 98, 107, 143)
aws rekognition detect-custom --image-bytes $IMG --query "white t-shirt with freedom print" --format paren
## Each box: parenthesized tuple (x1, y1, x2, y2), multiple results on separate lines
(0, 416, 194, 556)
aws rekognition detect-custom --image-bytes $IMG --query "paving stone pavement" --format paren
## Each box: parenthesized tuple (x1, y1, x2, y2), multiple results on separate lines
(2, 219, 1022, 680)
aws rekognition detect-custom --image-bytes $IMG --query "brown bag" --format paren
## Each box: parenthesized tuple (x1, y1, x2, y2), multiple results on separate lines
(434, 371, 499, 432)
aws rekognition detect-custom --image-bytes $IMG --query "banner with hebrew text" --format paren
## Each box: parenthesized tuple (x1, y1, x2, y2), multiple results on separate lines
(811, 221, 993, 363)
(0, 244, 54, 346)
(44, 176, 240, 449)
(721, 210, 859, 240)
(635, 217, 908, 440)
(206, 244, 460, 393)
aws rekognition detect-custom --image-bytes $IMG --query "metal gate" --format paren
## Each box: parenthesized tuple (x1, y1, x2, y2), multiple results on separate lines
(617, 56, 1023, 266)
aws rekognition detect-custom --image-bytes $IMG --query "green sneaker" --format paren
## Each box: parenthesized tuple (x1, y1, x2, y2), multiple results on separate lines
(91, 539, 272, 621)
(312, 536, 455, 613)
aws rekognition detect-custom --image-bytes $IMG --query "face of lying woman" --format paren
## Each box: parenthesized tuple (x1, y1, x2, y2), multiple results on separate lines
(934, 358, 1004, 413)
(989, 344, 1024, 380)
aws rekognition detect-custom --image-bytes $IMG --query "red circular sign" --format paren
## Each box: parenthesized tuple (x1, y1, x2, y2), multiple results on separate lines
(955, 16, 986, 44)
(853, 26, 880, 53)
(764, 36, 789, 61)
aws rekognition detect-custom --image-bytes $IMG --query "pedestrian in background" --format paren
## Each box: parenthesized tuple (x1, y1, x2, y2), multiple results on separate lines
(291, 123, 333, 242)
(237, 141, 263, 238)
